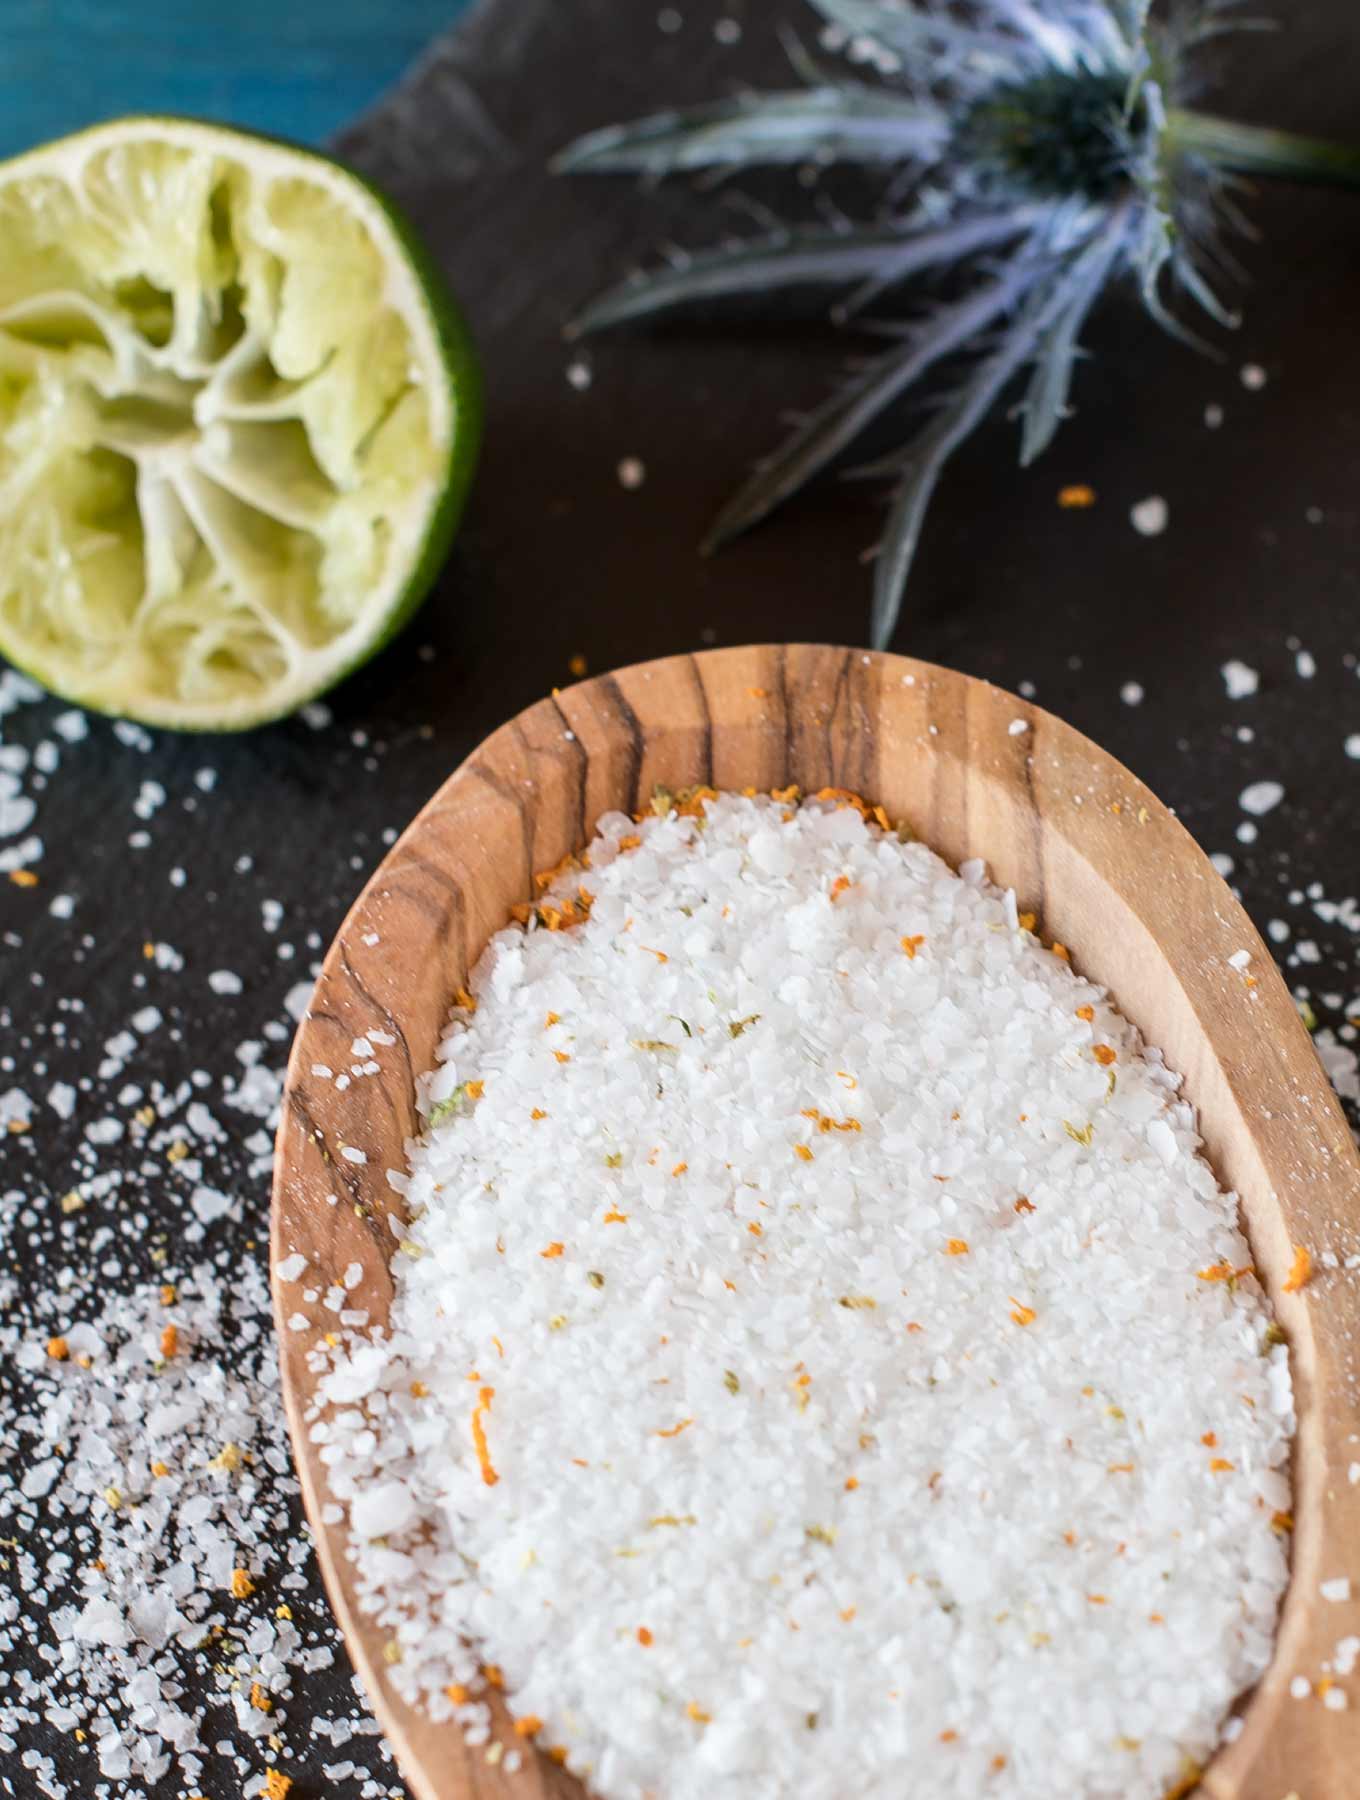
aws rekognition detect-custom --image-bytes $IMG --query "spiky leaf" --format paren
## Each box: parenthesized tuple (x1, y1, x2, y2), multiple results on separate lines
(553, 87, 946, 177)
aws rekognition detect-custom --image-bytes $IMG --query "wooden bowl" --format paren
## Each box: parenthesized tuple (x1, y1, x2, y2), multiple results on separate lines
(273, 645, 1360, 1800)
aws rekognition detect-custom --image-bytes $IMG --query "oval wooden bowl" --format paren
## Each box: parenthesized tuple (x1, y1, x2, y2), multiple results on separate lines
(273, 645, 1360, 1800)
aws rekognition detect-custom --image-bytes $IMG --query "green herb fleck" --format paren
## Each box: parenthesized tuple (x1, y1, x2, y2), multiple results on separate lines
(728, 1014, 761, 1039)
(723, 1369, 740, 1395)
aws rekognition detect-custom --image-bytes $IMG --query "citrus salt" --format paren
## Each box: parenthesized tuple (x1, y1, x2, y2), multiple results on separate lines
(312, 792, 1293, 1799)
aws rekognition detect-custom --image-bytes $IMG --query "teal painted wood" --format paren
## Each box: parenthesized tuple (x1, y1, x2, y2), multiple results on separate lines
(0, 0, 472, 157)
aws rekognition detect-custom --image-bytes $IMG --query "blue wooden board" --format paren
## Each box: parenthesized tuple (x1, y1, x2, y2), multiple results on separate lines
(0, 0, 470, 157)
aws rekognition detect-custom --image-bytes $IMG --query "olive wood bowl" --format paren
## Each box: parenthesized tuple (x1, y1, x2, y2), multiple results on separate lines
(273, 645, 1360, 1800)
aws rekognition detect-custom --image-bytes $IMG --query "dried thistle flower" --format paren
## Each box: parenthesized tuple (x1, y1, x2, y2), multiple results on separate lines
(557, 0, 1360, 644)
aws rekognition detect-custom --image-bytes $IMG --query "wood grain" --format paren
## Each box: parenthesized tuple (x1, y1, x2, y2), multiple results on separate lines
(272, 645, 1360, 1800)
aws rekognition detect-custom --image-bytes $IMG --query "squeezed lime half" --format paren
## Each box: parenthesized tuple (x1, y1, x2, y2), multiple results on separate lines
(0, 117, 480, 729)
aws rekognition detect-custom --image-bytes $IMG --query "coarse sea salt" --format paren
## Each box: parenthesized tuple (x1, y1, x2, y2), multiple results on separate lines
(315, 793, 1293, 1800)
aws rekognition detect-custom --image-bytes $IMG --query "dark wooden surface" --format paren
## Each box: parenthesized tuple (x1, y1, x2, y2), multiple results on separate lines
(4, 2, 1359, 1796)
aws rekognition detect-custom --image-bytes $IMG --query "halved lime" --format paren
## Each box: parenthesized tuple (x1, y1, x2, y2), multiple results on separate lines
(0, 118, 480, 730)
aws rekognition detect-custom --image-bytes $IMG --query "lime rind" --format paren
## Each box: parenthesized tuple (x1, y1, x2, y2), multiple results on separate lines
(0, 117, 480, 730)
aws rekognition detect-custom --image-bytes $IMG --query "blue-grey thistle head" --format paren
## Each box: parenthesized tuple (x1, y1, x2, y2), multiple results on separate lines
(556, 0, 1360, 646)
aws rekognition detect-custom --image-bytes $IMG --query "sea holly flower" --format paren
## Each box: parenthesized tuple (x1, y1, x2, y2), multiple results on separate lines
(557, 0, 1360, 646)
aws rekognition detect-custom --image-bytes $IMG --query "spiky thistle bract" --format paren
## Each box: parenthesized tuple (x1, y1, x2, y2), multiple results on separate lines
(556, 0, 1360, 646)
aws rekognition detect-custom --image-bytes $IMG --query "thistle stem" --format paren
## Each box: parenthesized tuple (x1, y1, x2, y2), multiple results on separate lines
(1168, 109, 1360, 193)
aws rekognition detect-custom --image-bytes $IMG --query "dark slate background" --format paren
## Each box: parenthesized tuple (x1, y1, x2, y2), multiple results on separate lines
(3, 2, 1358, 1796)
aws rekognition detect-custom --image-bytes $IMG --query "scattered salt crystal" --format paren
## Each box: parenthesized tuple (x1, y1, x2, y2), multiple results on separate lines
(1290, 1675, 1311, 1699)
(1240, 363, 1267, 390)
(1007, 718, 1028, 736)
(1120, 681, 1144, 706)
(1345, 735, 1360, 761)
(1296, 650, 1316, 679)
(1221, 660, 1259, 699)
(275, 1254, 308, 1283)
(1204, 403, 1224, 429)
(1240, 781, 1284, 817)
(617, 457, 646, 490)
(1130, 495, 1169, 537)
(1321, 1578, 1353, 1604)
(1228, 950, 1252, 971)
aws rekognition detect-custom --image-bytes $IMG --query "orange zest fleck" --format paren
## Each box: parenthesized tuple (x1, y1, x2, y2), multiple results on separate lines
(1282, 1244, 1313, 1293)
(747, 686, 770, 699)
(531, 1107, 547, 1120)
(444, 1683, 469, 1704)
(604, 1208, 628, 1223)
(540, 1242, 564, 1259)
(637, 1626, 654, 1646)
(794, 1144, 814, 1162)
(686, 1701, 712, 1724)
(641, 946, 669, 962)
(1108, 1462, 1134, 1474)
(1209, 1457, 1235, 1473)
(250, 1683, 273, 1713)
(657, 1418, 694, 1439)
(1009, 1299, 1036, 1327)
(554, 1050, 571, 1064)
(160, 1324, 179, 1359)
(513, 1715, 542, 1737)
(262, 1773, 293, 1800)
(46, 1336, 70, 1361)
(1149, 1613, 1164, 1625)
(1014, 1196, 1036, 1215)
(1051, 942, 1071, 961)
(1092, 1044, 1116, 1067)
(939, 1728, 959, 1744)
(906, 1322, 923, 1334)
(747, 1221, 763, 1237)
(1075, 1005, 1094, 1022)
(230, 1568, 255, 1599)
(492, 1335, 504, 1357)
(1201, 1431, 1217, 1447)
(454, 986, 478, 1012)
(672, 1162, 688, 1177)
(1197, 1260, 1253, 1283)
(471, 1387, 499, 1487)
(1058, 483, 1096, 509)
(483, 1663, 504, 1689)
(544, 1011, 561, 1028)
(1088, 1594, 1108, 1606)
(836, 1069, 858, 1089)
(618, 834, 642, 852)
(801, 1108, 861, 1134)
(845, 1476, 859, 1491)
(900, 934, 926, 959)
(151, 1460, 170, 1478)
(944, 1239, 970, 1257)
(830, 874, 853, 902)
(1271, 1509, 1294, 1535)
